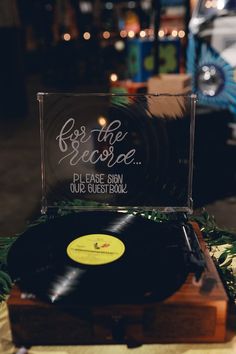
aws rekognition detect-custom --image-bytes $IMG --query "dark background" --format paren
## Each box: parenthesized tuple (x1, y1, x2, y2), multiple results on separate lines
(1, 0, 236, 235)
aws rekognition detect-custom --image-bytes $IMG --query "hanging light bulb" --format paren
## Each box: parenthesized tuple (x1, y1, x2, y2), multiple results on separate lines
(103, 31, 110, 39)
(178, 30, 185, 38)
(128, 30, 135, 38)
(171, 30, 178, 37)
(140, 30, 146, 38)
(110, 73, 118, 82)
(63, 33, 71, 41)
(83, 32, 91, 40)
(120, 30, 127, 38)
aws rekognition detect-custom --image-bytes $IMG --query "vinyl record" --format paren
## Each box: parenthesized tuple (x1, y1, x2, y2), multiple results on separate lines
(7, 211, 189, 305)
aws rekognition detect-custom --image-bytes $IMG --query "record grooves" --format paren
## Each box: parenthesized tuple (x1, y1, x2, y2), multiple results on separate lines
(7, 212, 189, 305)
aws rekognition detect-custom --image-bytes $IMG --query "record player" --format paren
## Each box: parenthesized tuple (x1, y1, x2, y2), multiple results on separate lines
(7, 93, 228, 346)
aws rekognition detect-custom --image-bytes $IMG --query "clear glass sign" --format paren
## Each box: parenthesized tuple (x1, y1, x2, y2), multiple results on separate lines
(38, 93, 196, 213)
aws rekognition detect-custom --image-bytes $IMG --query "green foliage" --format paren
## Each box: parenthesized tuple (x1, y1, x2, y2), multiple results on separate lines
(55, 199, 103, 216)
(190, 210, 236, 301)
(0, 237, 16, 301)
(134, 209, 169, 222)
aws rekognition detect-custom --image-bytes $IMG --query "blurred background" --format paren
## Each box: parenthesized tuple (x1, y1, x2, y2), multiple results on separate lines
(1, 0, 236, 235)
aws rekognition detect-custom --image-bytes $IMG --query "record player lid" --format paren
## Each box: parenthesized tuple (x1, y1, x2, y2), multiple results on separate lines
(37, 93, 196, 214)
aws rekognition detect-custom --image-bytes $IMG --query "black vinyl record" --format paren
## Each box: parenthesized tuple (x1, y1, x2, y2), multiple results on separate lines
(7, 212, 189, 305)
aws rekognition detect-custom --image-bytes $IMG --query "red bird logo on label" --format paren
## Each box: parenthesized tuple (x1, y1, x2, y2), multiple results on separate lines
(94, 242, 110, 250)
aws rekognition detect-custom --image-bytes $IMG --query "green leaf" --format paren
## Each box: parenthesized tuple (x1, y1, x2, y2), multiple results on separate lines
(221, 259, 233, 268)
(218, 251, 228, 265)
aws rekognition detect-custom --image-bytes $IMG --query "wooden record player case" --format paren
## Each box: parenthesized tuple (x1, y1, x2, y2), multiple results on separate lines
(7, 222, 228, 346)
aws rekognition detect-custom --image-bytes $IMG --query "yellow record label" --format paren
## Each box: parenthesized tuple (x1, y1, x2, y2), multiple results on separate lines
(67, 234, 125, 265)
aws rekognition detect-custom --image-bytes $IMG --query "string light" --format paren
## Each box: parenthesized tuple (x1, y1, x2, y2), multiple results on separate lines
(140, 30, 146, 38)
(110, 73, 118, 82)
(178, 30, 185, 38)
(171, 30, 178, 37)
(120, 30, 127, 38)
(158, 29, 165, 37)
(103, 31, 110, 39)
(83, 32, 91, 40)
(63, 33, 71, 41)
(128, 30, 135, 38)
(98, 116, 107, 126)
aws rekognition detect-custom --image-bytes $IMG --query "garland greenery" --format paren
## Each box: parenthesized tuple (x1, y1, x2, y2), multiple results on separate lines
(0, 203, 235, 302)
(0, 237, 17, 301)
(190, 210, 236, 301)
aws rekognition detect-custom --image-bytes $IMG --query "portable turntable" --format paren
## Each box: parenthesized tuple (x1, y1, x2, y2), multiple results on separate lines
(7, 93, 228, 346)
